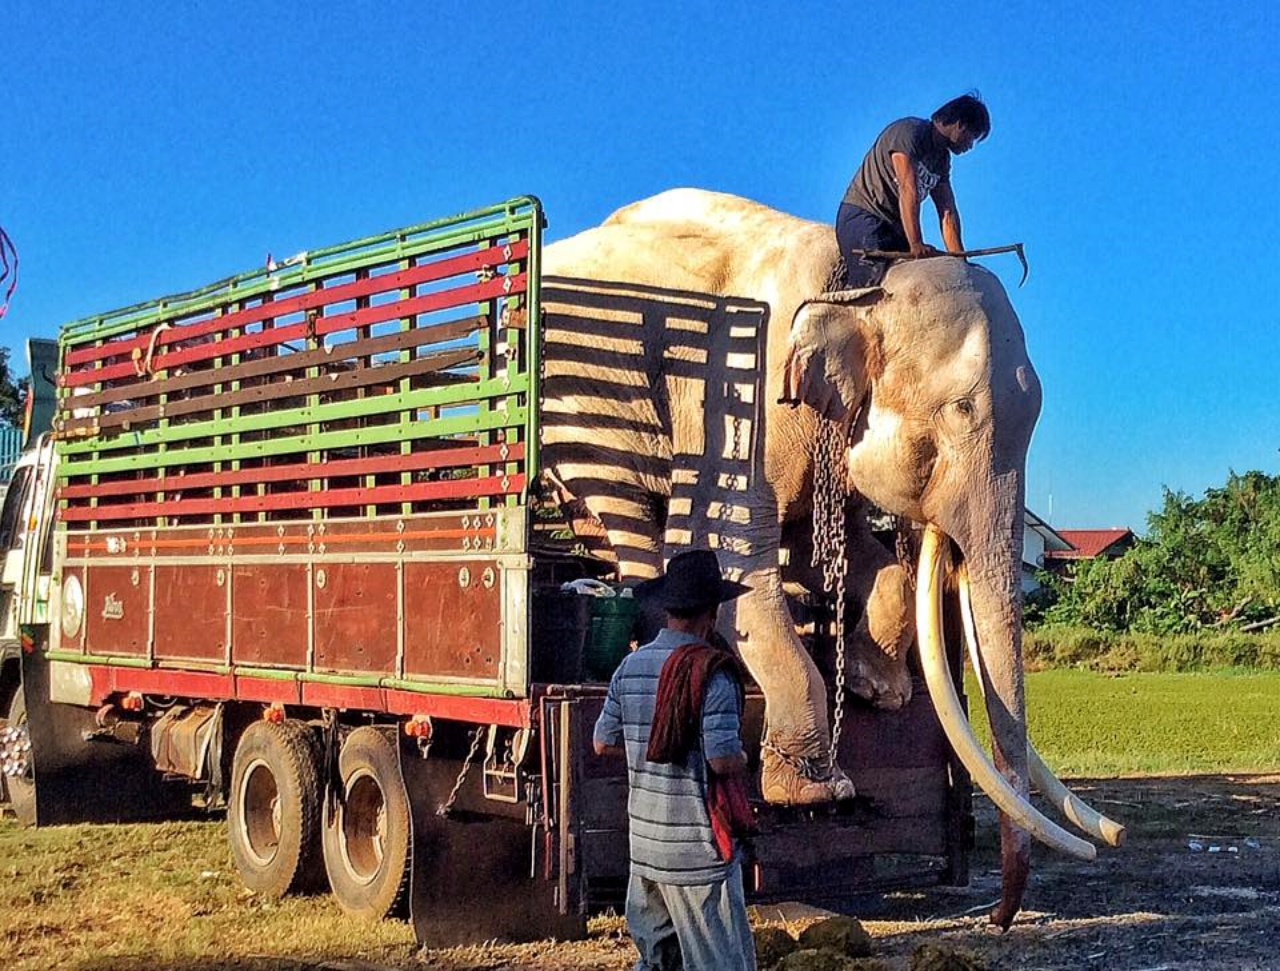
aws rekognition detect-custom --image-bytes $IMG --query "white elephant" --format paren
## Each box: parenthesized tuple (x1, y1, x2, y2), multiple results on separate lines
(538, 190, 1119, 927)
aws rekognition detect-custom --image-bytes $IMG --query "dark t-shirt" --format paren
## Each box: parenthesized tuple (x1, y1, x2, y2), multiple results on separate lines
(841, 117, 951, 226)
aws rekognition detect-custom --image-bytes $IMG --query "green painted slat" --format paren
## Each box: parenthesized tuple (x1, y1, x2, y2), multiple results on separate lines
(59, 405, 527, 477)
(58, 374, 530, 457)
(60, 199, 542, 347)
(381, 678, 508, 697)
(233, 667, 302, 681)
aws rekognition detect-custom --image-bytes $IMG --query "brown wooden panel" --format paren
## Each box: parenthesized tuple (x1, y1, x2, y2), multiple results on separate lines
(313, 563, 398, 674)
(402, 561, 502, 680)
(231, 564, 309, 668)
(82, 565, 150, 657)
(152, 565, 228, 663)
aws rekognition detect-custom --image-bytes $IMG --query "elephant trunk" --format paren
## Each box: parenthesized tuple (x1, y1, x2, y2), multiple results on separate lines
(961, 530, 1033, 930)
(919, 471, 1093, 929)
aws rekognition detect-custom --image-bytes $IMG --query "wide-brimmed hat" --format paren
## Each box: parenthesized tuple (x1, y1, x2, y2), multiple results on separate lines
(635, 550, 751, 611)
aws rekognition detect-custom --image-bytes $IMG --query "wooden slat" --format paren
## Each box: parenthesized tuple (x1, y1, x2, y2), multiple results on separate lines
(63, 347, 482, 437)
(61, 273, 526, 388)
(63, 238, 529, 368)
(59, 442, 524, 500)
(63, 314, 486, 412)
(59, 474, 526, 522)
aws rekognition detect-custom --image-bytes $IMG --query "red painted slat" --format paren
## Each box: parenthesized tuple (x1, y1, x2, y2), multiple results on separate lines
(64, 238, 529, 368)
(108, 667, 234, 699)
(381, 688, 532, 728)
(80, 662, 532, 726)
(234, 676, 303, 705)
(60, 442, 525, 499)
(60, 474, 527, 522)
(62, 272, 527, 388)
(301, 682, 385, 712)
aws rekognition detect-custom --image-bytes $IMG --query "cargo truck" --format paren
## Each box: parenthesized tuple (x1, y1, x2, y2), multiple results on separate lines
(0, 198, 972, 946)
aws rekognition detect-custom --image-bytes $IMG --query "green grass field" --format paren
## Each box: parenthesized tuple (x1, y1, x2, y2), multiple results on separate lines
(2, 670, 1277, 970)
(970, 669, 1280, 777)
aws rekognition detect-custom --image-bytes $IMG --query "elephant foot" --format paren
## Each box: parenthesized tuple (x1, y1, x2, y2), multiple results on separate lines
(760, 743, 855, 806)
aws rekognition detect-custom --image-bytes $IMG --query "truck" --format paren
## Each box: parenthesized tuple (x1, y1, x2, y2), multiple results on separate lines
(0, 198, 973, 946)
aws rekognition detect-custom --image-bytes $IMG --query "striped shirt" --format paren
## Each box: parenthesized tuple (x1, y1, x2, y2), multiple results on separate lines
(593, 628, 745, 885)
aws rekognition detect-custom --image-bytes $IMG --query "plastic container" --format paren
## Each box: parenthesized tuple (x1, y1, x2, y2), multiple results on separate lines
(585, 595, 638, 681)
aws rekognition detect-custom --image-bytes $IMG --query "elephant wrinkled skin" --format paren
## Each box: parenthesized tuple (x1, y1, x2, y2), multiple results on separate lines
(539, 189, 1053, 923)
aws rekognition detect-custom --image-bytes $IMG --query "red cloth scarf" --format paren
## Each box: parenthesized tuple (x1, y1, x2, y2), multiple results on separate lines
(646, 641, 757, 862)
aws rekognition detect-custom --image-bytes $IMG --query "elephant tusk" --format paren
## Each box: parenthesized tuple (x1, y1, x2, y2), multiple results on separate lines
(916, 526, 1096, 862)
(956, 564, 1127, 848)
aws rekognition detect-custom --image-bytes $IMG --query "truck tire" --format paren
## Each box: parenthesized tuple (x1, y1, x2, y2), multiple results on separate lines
(2, 688, 35, 826)
(228, 720, 325, 898)
(323, 726, 411, 921)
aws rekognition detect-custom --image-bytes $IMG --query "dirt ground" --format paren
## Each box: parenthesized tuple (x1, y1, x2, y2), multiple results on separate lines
(404, 774, 1280, 971)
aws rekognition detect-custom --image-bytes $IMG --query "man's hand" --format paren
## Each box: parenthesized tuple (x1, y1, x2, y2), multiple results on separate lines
(708, 751, 748, 777)
(908, 241, 940, 259)
(593, 739, 624, 758)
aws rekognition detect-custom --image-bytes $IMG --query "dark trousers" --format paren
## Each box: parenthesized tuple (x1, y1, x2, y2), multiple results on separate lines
(835, 203, 906, 287)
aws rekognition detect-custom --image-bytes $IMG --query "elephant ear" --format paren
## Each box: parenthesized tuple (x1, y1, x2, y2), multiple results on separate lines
(780, 288, 884, 422)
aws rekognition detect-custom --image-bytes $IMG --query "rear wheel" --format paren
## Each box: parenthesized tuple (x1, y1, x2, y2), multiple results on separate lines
(1, 687, 35, 826)
(228, 720, 325, 897)
(322, 726, 411, 920)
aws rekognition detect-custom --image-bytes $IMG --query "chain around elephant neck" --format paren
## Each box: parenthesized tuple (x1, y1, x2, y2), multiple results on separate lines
(812, 416, 849, 771)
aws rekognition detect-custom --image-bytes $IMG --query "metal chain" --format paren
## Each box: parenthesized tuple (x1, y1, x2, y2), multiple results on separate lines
(810, 417, 850, 772)
(436, 726, 485, 817)
(895, 521, 917, 591)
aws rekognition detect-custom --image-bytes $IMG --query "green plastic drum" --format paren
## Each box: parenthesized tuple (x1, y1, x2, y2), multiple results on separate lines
(585, 596, 638, 681)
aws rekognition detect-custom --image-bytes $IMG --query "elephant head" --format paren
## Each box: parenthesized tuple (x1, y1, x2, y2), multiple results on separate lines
(784, 257, 1121, 927)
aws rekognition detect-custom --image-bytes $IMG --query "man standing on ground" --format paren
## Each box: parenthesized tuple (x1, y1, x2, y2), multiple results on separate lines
(836, 92, 991, 286)
(593, 550, 756, 971)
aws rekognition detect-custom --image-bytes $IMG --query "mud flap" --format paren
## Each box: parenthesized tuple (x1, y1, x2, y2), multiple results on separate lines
(401, 736, 585, 948)
(18, 650, 194, 825)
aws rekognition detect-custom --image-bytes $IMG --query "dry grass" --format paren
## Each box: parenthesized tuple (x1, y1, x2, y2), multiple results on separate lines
(0, 817, 417, 971)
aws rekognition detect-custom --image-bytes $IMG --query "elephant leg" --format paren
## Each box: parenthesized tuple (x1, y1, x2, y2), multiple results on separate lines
(721, 562, 855, 806)
(843, 516, 914, 711)
(780, 512, 913, 712)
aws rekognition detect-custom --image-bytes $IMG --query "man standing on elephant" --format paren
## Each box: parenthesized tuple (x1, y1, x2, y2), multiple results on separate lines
(593, 549, 756, 971)
(836, 92, 991, 287)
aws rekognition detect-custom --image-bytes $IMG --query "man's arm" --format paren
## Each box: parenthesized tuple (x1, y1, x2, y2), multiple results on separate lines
(592, 673, 625, 758)
(931, 180, 964, 253)
(701, 670, 747, 777)
(891, 152, 935, 258)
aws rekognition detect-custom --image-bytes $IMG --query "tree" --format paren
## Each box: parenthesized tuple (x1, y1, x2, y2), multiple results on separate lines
(0, 345, 26, 427)
(1038, 471, 1280, 633)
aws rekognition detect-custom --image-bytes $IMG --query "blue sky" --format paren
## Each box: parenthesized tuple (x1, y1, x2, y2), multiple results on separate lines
(3, 1, 1276, 532)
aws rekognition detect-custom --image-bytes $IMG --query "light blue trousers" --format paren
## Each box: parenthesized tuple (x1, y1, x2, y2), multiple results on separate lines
(625, 859, 756, 971)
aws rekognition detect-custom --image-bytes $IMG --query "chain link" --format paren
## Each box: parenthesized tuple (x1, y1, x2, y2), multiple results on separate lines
(810, 417, 850, 772)
(436, 726, 485, 817)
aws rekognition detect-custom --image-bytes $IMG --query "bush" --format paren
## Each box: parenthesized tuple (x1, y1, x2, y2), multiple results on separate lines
(1023, 625, 1280, 673)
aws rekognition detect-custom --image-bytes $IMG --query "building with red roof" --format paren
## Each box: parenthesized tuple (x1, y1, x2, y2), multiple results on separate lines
(1043, 528, 1137, 572)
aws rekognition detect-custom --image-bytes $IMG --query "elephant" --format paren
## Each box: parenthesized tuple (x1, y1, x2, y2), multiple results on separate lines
(537, 189, 1121, 927)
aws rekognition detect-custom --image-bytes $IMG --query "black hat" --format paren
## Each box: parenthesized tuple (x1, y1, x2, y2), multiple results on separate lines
(635, 550, 751, 611)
